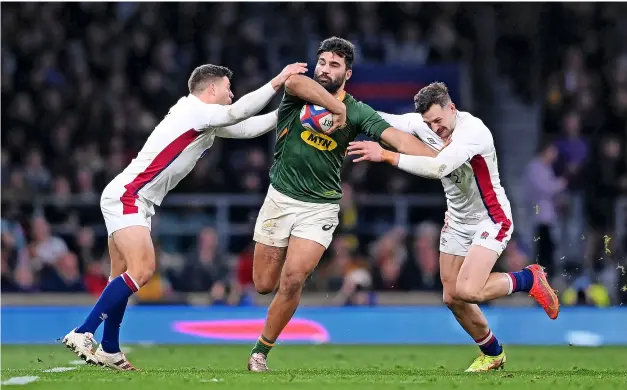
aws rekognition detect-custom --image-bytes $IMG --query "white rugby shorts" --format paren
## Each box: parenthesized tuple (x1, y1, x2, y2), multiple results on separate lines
(439, 213, 513, 257)
(253, 185, 339, 249)
(100, 183, 155, 237)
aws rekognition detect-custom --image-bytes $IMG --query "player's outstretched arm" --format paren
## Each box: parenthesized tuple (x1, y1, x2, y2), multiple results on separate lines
(347, 139, 469, 180)
(379, 127, 437, 158)
(204, 63, 307, 128)
(375, 112, 437, 157)
(215, 110, 278, 139)
(284, 75, 346, 133)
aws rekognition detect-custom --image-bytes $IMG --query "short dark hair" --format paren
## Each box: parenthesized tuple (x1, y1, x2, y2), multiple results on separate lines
(317, 37, 355, 69)
(188, 64, 233, 94)
(413, 82, 452, 114)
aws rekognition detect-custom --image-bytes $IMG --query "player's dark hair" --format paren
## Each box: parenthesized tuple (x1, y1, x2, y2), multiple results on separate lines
(188, 64, 233, 94)
(317, 37, 355, 69)
(413, 82, 452, 114)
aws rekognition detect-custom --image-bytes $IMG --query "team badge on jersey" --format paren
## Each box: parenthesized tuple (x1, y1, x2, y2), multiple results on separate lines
(480, 231, 489, 239)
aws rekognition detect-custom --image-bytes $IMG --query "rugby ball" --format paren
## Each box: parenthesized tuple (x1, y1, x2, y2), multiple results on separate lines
(300, 104, 334, 133)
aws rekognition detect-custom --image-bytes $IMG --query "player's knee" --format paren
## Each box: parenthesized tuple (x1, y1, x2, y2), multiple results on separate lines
(455, 283, 483, 304)
(277, 272, 305, 298)
(442, 292, 460, 308)
(126, 255, 156, 287)
(253, 277, 277, 295)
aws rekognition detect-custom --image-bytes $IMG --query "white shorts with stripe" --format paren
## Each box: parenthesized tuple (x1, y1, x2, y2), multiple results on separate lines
(100, 182, 155, 237)
(439, 214, 513, 257)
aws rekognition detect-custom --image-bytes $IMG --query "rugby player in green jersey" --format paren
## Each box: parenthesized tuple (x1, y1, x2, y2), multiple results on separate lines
(247, 37, 436, 371)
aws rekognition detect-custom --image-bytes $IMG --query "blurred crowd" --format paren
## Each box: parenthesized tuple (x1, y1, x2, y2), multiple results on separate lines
(1, 3, 626, 305)
(525, 3, 627, 305)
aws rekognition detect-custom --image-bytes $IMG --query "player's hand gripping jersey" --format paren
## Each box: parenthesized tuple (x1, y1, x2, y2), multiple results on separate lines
(379, 111, 513, 256)
(270, 91, 390, 203)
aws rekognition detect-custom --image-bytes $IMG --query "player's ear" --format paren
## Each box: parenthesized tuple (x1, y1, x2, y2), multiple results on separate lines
(345, 69, 352, 82)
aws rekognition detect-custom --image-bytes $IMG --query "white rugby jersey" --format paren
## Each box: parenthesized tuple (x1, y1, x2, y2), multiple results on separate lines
(108, 83, 277, 213)
(379, 111, 512, 231)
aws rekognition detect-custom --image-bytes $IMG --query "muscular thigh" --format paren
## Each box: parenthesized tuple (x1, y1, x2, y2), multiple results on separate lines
(111, 225, 155, 268)
(281, 236, 326, 283)
(253, 243, 287, 283)
(440, 252, 465, 298)
(456, 245, 500, 293)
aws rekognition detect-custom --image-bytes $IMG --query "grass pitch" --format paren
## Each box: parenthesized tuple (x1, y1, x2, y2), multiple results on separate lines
(2, 344, 626, 389)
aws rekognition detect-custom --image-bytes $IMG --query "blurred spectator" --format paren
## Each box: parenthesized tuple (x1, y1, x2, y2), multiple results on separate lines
(370, 227, 407, 290)
(583, 136, 627, 271)
(28, 215, 69, 271)
(170, 227, 230, 293)
(554, 111, 589, 263)
(397, 222, 442, 291)
(39, 251, 85, 292)
(324, 235, 370, 291)
(523, 141, 567, 277)
(83, 255, 109, 297)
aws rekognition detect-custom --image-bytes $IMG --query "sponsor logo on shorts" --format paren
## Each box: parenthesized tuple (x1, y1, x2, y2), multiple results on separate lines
(262, 220, 278, 235)
(480, 231, 489, 239)
(322, 224, 334, 231)
(300, 130, 338, 151)
(440, 237, 447, 246)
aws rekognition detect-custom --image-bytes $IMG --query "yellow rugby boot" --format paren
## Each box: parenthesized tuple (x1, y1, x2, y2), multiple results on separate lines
(465, 351, 506, 372)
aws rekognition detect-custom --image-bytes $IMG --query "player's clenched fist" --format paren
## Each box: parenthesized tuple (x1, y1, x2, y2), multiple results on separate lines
(271, 63, 308, 90)
(326, 105, 347, 135)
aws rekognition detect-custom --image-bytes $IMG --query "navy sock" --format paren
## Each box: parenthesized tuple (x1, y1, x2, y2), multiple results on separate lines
(76, 273, 138, 335)
(476, 330, 503, 356)
(100, 296, 128, 353)
(507, 268, 534, 293)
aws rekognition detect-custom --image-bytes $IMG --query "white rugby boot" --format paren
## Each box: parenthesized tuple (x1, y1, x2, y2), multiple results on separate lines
(62, 329, 98, 364)
(247, 352, 270, 372)
(93, 344, 137, 371)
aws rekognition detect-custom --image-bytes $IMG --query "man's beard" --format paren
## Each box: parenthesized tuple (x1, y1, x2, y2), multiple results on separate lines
(314, 73, 345, 94)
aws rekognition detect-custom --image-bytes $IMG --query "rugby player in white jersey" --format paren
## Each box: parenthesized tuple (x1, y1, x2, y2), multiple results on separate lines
(61, 62, 308, 370)
(347, 82, 560, 372)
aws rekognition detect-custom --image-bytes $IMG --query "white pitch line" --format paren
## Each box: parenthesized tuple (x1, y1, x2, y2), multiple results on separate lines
(43, 367, 77, 373)
(2, 376, 40, 385)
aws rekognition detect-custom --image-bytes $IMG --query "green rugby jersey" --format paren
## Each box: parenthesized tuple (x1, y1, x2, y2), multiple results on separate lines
(269, 91, 390, 203)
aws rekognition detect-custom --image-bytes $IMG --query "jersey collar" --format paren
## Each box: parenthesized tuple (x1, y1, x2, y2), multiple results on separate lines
(337, 90, 347, 102)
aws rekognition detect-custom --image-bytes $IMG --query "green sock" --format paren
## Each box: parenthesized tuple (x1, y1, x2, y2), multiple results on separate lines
(251, 335, 274, 356)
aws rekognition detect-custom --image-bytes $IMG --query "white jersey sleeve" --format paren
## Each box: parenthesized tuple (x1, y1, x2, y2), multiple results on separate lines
(397, 115, 490, 179)
(200, 82, 277, 128)
(378, 111, 447, 151)
(215, 111, 278, 139)
(377, 112, 422, 136)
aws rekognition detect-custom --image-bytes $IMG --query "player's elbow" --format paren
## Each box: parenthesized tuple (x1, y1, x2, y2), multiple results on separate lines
(284, 74, 299, 91)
